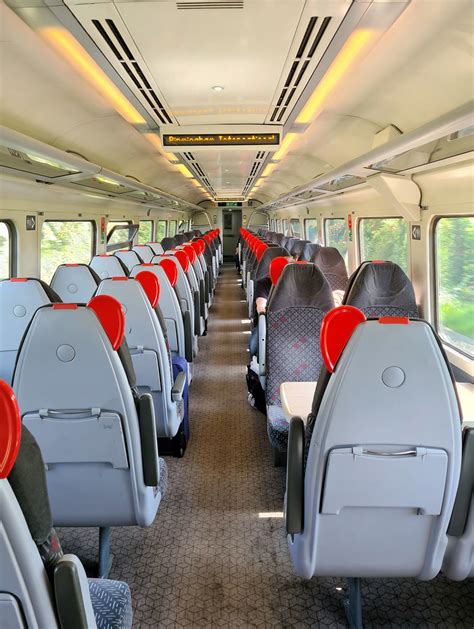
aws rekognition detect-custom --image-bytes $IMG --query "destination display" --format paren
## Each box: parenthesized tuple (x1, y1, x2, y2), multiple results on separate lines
(163, 133, 280, 147)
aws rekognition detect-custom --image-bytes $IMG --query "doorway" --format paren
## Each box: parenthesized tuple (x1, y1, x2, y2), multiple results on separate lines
(222, 209, 242, 259)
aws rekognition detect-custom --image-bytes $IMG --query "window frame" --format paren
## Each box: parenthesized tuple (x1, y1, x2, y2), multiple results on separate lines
(40, 219, 96, 280)
(290, 218, 301, 237)
(0, 219, 16, 278)
(106, 222, 138, 252)
(168, 219, 178, 237)
(357, 216, 409, 271)
(304, 218, 318, 242)
(282, 219, 289, 235)
(432, 214, 474, 359)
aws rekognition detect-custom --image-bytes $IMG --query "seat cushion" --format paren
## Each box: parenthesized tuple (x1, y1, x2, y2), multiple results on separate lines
(159, 458, 168, 497)
(88, 578, 133, 629)
(266, 405, 289, 452)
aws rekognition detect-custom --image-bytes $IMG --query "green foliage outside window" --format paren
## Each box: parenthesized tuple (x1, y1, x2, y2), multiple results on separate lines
(138, 220, 153, 244)
(41, 221, 94, 283)
(359, 218, 408, 272)
(325, 218, 348, 264)
(435, 216, 474, 355)
(157, 220, 167, 241)
(0, 221, 10, 279)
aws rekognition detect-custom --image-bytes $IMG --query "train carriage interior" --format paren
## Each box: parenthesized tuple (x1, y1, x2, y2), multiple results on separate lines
(0, 0, 473, 627)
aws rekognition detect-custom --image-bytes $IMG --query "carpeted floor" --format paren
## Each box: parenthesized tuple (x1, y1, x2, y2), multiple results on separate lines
(59, 265, 473, 628)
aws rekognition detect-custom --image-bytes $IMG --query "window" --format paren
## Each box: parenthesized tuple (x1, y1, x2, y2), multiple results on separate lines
(157, 220, 167, 241)
(41, 220, 95, 283)
(106, 221, 138, 251)
(290, 218, 301, 237)
(138, 220, 153, 244)
(325, 218, 348, 263)
(282, 219, 289, 235)
(168, 220, 177, 237)
(276, 219, 282, 232)
(305, 218, 318, 243)
(435, 216, 474, 356)
(0, 221, 12, 279)
(178, 219, 189, 233)
(359, 218, 408, 272)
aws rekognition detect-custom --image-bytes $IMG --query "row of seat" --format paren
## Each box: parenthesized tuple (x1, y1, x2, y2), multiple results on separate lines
(238, 228, 472, 623)
(0, 229, 223, 628)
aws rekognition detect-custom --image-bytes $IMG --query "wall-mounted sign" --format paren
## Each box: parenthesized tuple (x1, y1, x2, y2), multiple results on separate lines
(218, 202, 242, 207)
(100, 216, 106, 244)
(26, 215, 36, 231)
(213, 215, 217, 224)
(163, 133, 280, 147)
(411, 224, 421, 240)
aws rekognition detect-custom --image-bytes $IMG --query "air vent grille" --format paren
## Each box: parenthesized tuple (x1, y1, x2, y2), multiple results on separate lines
(242, 151, 267, 197)
(177, 1, 244, 9)
(180, 154, 216, 197)
(270, 16, 331, 123)
(92, 19, 174, 125)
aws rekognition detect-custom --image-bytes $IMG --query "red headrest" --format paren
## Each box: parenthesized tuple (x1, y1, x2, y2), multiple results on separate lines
(255, 242, 267, 261)
(174, 250, 190, 272)
(183, 244, 196, 263)
(135, 271, 160, 308)
(269, 257, 290, 285)
(320, 306, 366, 373)
(87, 295, 125, 351)
(0, 380, 21, 479)
(159, 258, 178, 287)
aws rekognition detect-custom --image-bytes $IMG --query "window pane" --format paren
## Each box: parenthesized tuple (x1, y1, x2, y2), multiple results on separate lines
(359, 218, 408, 272)
(168, 220, 177, 237)
(305, 218, 318, 243)
(0, 221, 11, 279)
(325, 218, 348, 264)
(108, 226, 132, 247)
(41, 221, 94, 283)
(282, 219, 289, 235)
(138, 220, 153, 244)
(435, 216, 474, 356)
(290, 218, 301, 237)
(157, 220, 167, 241)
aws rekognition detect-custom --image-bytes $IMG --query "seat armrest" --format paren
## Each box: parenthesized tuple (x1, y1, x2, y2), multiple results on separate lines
(286, 417, 305, 536)
(258, 313, 266, 376)
(54, 554, 96, 629)
(183, 310, 193, 362)
(448, 426, 474, 536)
(138, 394, 160, 487)
(172, 371, 186, 402)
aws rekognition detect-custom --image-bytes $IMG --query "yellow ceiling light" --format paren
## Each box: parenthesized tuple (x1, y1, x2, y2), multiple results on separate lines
(39, 27, 146, 125)
(296, 29, 374, 125)
(175, 164, 194, 178)
(262, 162, 277, 178)
(144, 133, 178, 162)
(272, 132, 299, 162)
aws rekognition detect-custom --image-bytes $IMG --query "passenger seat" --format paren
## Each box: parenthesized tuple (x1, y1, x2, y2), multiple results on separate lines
(50, 263, 100, 303)
(90, 254, 128, 279)
(114, 249, 143, 274)
(0, 278, 60, 385)
(0, 379, 133, 629)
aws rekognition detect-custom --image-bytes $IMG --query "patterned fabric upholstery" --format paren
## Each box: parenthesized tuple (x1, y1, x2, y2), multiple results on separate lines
(266, 405, 289, 451)
(265, 307, 325, 453)
(88, 578, 133, 629)
(265, 308, 325, 407)
(159, 458, 169, 497)
(363, 305, 419, 318)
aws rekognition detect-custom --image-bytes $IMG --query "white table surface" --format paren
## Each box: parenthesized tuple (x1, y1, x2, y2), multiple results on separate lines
(279, 381, 474, 425)
(280, 381, 317, 424)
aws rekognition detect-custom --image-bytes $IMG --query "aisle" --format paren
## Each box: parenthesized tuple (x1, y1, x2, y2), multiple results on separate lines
(59, 265, 473, 628)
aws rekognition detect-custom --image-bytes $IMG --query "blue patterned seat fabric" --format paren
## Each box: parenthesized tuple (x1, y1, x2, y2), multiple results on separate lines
(159, 457, 168, 497)
(267, 405, 290, 451)
(88, 578, 133, 629)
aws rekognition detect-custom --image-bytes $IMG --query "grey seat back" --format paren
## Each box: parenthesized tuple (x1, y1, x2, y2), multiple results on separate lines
(290, 317, 462, 580)
(148, 242, 164, 255)
(90, 254, 128, 279)
(312, 246, 348, 292)
(130, 264, 186, 360)
(50, 264, 100, 303)
(114, 250, 143, 273)
(96, 277, 182, 438)
(299, 243, 321, 262)
(344, 261, 418, 318)
(0, 278, 59, 385)
(266, 264, 334, 409)
(132, 245, 154, 263)
(13, 302, 162, 528)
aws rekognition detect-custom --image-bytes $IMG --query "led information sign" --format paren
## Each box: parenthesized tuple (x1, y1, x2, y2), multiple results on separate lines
(163, 133, 280, 147)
